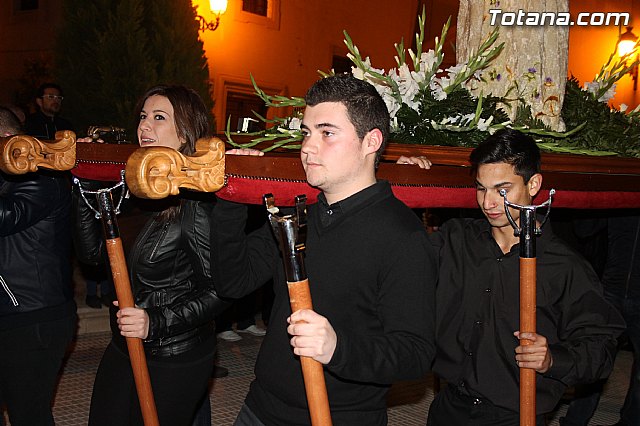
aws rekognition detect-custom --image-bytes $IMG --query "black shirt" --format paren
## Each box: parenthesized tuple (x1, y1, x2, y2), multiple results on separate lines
(212, 181, 438, 425)
(430, 218, 625, 414)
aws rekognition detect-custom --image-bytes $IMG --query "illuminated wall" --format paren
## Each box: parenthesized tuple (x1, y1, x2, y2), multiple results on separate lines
(1, 0, 638, 122)
(194, 0, 420, 131)
(568, 0, 640, 109)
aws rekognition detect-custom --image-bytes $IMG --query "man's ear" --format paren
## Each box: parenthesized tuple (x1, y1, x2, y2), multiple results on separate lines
(528, 173, 543, 198)
(363, 128, 383, 155)
(35, 98, 43, 110)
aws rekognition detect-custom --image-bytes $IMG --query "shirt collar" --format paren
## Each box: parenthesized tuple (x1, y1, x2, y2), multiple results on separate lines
(473, 216, 552, 255)
(317, 181, 389, 226)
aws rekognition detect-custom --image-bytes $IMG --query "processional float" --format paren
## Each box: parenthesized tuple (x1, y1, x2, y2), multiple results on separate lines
(3, 131, 640, 426)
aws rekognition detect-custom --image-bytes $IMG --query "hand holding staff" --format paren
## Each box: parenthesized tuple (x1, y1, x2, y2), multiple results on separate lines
(75, 177, 160, 426)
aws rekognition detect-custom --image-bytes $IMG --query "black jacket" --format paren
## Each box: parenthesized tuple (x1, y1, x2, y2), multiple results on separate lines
(25, 110, 74, 140)
(0, 171, 75, 327)
(73, 185, 227, 357)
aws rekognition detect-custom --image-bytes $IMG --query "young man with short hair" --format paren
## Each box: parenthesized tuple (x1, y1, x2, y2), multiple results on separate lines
(213, 74, 438, 425)
(403, 129, 625, 425)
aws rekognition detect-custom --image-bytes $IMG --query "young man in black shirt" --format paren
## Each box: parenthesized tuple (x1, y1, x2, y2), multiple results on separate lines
(401, 129, 625, 425)
(213, 74, 438, 425)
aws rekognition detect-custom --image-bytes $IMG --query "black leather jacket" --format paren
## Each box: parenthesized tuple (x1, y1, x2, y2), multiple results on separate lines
(73, 185, 227, 357)
(0, 171, 74, 323)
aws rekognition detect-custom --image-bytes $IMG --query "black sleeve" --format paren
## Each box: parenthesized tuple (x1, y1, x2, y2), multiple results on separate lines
(210, 198, 279, 298)
(544, 258, 625, 385)
(0, 173, 67, 236)
(71, 179, 107, 265)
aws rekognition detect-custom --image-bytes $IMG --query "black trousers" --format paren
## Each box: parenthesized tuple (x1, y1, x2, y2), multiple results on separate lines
(0, 314, 76, 426)
(427, 384, 546, 426)
(88, 337, 215, 426)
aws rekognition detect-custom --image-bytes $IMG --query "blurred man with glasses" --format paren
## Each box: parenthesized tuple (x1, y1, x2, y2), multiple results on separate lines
(25, 83, 74, 139)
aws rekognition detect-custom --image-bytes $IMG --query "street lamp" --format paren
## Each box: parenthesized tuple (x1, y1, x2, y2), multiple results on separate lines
(196, 0, 228, 32)
(617, 26, 638, 90)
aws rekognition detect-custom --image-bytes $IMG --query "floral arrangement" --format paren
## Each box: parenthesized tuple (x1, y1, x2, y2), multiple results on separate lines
(226, 8, 640, 158)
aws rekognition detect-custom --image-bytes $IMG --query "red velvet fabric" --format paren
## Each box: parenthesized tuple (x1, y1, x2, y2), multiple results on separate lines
(72, 163, 640, 208)
(73, 162, 126, 182)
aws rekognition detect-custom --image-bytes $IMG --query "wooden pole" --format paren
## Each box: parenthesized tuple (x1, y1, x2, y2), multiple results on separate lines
(520, 257, 537, 426)
(97, 192, 159, 426)
(516, 208, 538, 426)
(288, 279, 333, 426)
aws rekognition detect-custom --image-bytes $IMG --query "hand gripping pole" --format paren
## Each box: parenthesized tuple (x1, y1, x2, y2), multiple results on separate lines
(74, 174, 159, 426)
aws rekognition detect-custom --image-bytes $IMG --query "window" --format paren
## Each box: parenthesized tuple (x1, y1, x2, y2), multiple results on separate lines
(236, 0, 280, 30)
(226, 91, 267, 132)
(242, 0, 268, 17)
(215, 77, 286, 134)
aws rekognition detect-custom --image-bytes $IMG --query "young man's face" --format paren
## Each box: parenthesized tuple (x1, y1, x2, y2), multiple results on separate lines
(300, 102, 378, 202)
(475, 162, 541, 231)
(36, 87, 63, 117)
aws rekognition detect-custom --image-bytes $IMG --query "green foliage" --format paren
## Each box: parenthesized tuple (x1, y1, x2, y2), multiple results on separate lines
(392, 89, 509, 147)
(55, 0, 212, 140)
(559, 77, 640, 157)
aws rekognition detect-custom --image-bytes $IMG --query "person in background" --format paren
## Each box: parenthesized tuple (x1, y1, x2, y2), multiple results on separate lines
(211, 73, 438, 425)
(399, 128, 625, 425)
(73, 85, 241, 425)
(80, 262, 114, 309)
(0, 106, 77, 425)
(216, 292, 267, 342)
(25, 83, 74, 140)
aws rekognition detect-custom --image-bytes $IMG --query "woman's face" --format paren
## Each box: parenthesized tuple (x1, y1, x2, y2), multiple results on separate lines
(137, 95, 184, 150)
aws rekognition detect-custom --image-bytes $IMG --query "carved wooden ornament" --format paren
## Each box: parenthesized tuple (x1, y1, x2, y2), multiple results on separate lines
(0, 130, 76, 174)
(125, 137, 226, 199)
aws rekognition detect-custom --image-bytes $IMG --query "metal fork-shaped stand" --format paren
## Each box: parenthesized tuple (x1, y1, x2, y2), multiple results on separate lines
(500, 188, 555, 426)
(264, 193, 332, 426)
(75, 174, 159, 426)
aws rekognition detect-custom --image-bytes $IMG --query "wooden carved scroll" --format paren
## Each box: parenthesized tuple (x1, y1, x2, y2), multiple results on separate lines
(125, 137, 225, 199)
(0, 131, 76, 174)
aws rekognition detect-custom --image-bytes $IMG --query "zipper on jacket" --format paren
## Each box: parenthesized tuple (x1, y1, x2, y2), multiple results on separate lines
(0, 274, 19, 306)
(149, 221, 171, 259)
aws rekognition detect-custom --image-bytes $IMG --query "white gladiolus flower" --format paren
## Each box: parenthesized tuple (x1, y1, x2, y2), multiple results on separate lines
(477, 116, 494, 131)
(419, 50, 438, 73)
(584, 81, 617, 103)
(288, 117, 301, 130)
(351, 66, 365, 80)
(430, 80, 447, 100)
